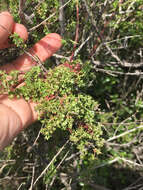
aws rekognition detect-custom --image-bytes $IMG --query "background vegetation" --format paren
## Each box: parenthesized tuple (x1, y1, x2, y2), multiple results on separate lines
(0, 0, 143, 189)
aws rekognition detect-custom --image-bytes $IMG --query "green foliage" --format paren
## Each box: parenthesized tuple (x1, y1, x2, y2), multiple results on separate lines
(0, 0, 8, 11)
(1, 0, 143, 189)
(9, 32, 27, 49)
(0, 63, 104, 158)
(110, 0, 143, 46)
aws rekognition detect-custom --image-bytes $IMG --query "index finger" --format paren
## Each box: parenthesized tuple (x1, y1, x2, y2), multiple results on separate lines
(0, 33, 62, 72)
(0, 12, 14, 44)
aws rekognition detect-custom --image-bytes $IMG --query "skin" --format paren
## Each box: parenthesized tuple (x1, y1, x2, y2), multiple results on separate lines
(0, 12, 62, 150)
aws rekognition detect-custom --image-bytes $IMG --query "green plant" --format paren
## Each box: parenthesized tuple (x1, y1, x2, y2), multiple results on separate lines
(0, 62, 104, 159)
(9, 32, 27, 49)
(1, 0, 143, 189)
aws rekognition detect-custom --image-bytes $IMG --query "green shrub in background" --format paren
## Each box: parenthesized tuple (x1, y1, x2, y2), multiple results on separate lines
(1, 0, 143, 189)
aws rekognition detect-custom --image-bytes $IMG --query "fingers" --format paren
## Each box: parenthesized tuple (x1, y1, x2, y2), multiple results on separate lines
(0, 95, 36, 128)
(1, 33, 62, 72)
(12, 23, 28, 42)
(0, 103, 22, 150)
(0, 11, 28, 49)
(0, 11, 62, 72)
(0, 12, 14, 45)
(0, 95, 38, 150)
(13, 33, 62, 71)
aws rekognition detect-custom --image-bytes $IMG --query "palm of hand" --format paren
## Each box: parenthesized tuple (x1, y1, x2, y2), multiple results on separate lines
(0, 12, 61, 149)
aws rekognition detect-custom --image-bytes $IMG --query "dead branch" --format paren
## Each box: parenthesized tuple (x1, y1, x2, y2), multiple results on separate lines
(33, 140, 69, 186)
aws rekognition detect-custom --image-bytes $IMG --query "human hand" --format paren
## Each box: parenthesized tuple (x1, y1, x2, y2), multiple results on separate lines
(0, 12, 62, 150)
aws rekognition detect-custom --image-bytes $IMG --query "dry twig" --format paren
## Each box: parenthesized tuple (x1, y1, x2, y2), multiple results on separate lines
(33, 140, 69, 186)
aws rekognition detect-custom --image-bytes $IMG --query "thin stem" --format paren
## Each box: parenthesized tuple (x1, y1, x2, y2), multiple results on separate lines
(33, 140, 69, 186)
(107, 125, 143, 142)
(70, 0, 79, 62)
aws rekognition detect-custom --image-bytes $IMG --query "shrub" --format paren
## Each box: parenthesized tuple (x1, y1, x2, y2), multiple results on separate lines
(1, 0, 143, 189)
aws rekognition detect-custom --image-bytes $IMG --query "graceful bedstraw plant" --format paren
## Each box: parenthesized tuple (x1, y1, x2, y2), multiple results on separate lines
(0, 0, 104, 159)
(0, 61, 104, 158)
(9, 32, 27, 49)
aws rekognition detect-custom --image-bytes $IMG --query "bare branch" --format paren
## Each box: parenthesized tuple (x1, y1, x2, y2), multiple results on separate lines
(59, 0, 65, 37)
(49, 150, 70, 188)
(94, 157, 120, 169)
(33, 140, 69, 186)
(74, 33, 93, 58)
(28, 165, 36, 190)
(29, 0, 72, 31)
(107, 125, 143, 142)
(94, 67, 143, 76)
